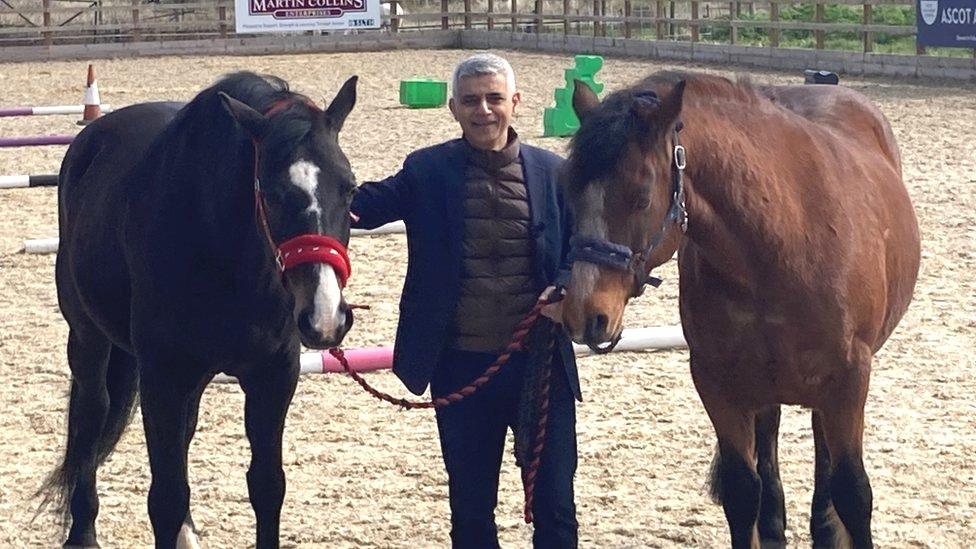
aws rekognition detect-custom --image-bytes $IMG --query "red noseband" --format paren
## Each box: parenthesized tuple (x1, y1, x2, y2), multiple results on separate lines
(276, 234, 351, 287)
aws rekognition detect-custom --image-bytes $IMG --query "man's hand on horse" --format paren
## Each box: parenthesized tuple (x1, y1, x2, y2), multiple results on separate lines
(539, 286, 565, 324)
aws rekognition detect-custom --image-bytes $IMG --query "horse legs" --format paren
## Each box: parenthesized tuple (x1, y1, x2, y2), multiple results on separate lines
(59, 329, 111, 548)
(811, 410, 852, 549)
(240, 363, 299, 549)
(140, 363, 196, 549)
(697, 378, 761, 549)
(755, 405, 787, 548)
(812, 369, 873, 549)
(176, 380, 209, 549)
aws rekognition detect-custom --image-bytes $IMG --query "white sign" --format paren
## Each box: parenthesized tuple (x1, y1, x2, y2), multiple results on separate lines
(235, 0, 382, 33)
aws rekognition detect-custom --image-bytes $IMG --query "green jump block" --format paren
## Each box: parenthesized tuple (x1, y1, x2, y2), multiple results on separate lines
(399, 78, 447, 108)
(543, 107, 580, 138)
(574, 55, 604, 76)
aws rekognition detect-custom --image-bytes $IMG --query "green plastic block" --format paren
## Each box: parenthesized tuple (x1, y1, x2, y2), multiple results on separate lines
(542, 54, 605, 138)
(399, 78, 447, 109)
(574, 55, 604, 77)
(543, 107, 579, 137)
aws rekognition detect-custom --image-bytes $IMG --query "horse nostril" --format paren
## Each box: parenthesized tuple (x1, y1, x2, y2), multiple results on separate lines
(297, 310, 314, 335)
(594, 314, 608, 334)
(585, 314, 609, 340)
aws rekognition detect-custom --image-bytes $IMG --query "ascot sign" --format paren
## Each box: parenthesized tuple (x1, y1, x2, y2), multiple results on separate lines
(236, 0, 381, 33)
(917, 0, 976, 48)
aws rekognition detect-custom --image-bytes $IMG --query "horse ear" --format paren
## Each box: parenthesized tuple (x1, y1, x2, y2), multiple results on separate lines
(218, 92, 269, 139)
(657, 80, 686, 127)
(325, 75, 358, 132)
(572, 80, 600, 123)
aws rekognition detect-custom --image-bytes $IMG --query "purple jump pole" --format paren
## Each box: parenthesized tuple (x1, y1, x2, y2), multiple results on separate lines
(0, 107, 34, 117)
(0, 135, 75, 148)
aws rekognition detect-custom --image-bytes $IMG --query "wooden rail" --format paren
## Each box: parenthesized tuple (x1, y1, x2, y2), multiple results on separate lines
(1, 0, 969, 59)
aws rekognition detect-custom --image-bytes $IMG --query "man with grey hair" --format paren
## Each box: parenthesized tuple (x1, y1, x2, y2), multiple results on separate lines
(351, 53, 580, 547)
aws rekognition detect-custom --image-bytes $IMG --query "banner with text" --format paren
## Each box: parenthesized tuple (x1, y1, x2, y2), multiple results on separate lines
(917, 0, 976, 48)
(235, 0, 382, 33)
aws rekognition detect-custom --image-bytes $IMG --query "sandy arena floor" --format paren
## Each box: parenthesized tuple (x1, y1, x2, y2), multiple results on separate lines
(0, 48, 973, 548)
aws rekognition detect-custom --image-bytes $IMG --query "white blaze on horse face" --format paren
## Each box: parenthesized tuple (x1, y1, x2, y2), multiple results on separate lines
(289, 159, 323, 231)
(571, 183, 608, 300)
(310, 263, 345, 334)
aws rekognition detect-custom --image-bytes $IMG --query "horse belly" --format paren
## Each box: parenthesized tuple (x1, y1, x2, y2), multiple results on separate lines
(680, 262, 846, 408)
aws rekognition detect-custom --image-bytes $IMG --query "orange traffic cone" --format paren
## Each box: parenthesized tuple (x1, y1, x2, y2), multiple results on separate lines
(77, 64, 101, 126)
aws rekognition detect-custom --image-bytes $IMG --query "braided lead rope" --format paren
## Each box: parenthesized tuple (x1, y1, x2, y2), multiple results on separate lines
(521, 324, 556, 524)
(328, 296, 550, 410)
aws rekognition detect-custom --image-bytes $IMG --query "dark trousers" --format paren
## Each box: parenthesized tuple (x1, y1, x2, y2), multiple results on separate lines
(431, 349, 578, 549)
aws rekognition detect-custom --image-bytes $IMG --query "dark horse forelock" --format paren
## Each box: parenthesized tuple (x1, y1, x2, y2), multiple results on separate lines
(566, 87, 673, 194)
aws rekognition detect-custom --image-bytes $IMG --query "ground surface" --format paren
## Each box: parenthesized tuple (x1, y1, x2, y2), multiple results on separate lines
(0, 49, 973, 548)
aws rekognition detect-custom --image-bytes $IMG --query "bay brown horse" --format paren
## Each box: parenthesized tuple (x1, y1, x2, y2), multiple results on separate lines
(560, 72, 919, 548)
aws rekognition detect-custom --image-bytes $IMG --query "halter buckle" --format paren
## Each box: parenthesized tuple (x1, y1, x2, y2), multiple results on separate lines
(674, 144, 687, 171)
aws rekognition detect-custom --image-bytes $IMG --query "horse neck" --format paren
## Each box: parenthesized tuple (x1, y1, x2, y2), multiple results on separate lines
(169, 106, 271, 271)
(676, 104, 798, 282)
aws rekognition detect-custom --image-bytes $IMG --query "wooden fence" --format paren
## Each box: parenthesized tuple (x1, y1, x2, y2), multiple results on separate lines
(2, 0, 974, 76)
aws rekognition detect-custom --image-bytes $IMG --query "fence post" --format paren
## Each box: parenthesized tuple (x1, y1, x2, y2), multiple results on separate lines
(131, 0, 141, 42)
(464, 0, 472, 29)
(769, 1, 779, 48)
(511, 0, 518, 31)
(488, 0, 494, 30)
(442, 0, 449, 29)
(42, 0, 52, 47)
(601, 0, 607, 36)
(815, 1, 824, 50)
(534, 0, 542, 33)
(862, 3, 873, 53)
(624, 0, 632, 38)
(668, 1, 675, 39)
(592, 0, 600, 36)
(691, 1, 699, 42)
(564, 0, 570, 34)
(392, 0, 401, 32)
(656, 0, 664, 39)
(730, 1, 738, 44)
(218, 1, 228, 39)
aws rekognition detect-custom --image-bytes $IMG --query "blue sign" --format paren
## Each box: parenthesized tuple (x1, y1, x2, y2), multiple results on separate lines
(917, 0, 976, 48)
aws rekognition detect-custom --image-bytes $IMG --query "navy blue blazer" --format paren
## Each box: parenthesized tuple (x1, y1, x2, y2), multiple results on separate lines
(351, 138, 581, 400)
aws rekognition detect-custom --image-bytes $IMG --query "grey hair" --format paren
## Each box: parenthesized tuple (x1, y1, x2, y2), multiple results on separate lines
(451, 53, 516, 99)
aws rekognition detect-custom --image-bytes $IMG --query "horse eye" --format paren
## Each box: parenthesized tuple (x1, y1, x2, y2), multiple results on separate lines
(634, 197, 651, 211)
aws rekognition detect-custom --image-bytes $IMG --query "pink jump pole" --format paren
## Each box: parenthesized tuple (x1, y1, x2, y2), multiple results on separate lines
(0, 135, 75, 148)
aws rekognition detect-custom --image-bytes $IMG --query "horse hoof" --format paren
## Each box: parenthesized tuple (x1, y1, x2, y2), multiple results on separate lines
(63, 545, 100, 549)
(177, 522, 202, 549)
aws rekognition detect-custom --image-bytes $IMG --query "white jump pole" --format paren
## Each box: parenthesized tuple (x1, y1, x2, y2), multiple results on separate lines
(0, 104, 115, 117)
(212, 326, 686, 384)
(22, 221, 408, 255)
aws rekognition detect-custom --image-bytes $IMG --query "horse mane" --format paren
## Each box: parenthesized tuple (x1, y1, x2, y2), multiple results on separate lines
(566, 70, 764, 194)
(173, 71, 322, 166)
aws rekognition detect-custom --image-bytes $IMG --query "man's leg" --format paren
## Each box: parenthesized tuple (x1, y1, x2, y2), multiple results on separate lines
(433, 350, 511, 549)
(521, 364, 579, 549)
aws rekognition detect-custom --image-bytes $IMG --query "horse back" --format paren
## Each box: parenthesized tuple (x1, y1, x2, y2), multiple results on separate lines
(761, 84, 901, 172)
(56, 102, 183, 349)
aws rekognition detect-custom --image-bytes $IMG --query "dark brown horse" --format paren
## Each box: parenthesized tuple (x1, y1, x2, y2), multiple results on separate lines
(560, 72, 919, 548)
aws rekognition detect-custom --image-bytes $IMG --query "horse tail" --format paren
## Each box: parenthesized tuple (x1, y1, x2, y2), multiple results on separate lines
(706, 444, 724, 504)
(34, 346, 139, 529)
(97, 347, 140, 462)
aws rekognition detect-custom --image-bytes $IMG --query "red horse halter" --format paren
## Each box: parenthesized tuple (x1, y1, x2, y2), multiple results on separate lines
(251, 98, 352, 287)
